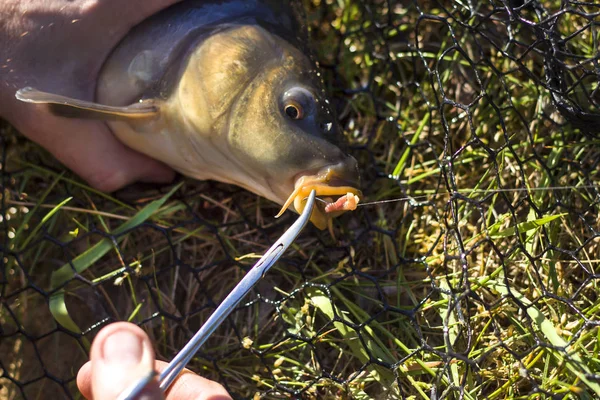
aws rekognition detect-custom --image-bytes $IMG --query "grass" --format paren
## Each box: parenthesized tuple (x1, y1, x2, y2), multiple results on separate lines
(1, 0, 600, 399)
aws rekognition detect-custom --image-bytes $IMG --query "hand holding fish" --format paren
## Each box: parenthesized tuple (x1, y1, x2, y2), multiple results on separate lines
(5, 0, 362, 229)
(76, 322, 232, 400)
(0, 0, 180, 191)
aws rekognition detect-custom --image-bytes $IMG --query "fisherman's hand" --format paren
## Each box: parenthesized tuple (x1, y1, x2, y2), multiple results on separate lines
(77, 322, 232, 400)
(0, 0, 178, 191)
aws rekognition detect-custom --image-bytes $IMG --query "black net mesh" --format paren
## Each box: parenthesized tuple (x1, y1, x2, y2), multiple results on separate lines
(2, 0, 600, 398)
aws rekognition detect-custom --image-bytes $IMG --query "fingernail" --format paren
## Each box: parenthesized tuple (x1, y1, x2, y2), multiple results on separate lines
(102, 330, 144, 366)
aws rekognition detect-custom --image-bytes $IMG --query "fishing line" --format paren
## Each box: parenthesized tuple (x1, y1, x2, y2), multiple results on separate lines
(314, 184, 600, 208)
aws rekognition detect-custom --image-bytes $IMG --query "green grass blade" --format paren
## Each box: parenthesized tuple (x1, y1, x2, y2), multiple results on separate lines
(15, 173, 65, 251)
(16, 161, 135, 211)
(48, 292, 91, 348)
(439, 279, 462, 396)
(490, 280, 600, 396)
(20, 197, 72, 250)
(128, 303, 143, 322)
(49, 182, 183, 334)
(392, 113, 430, 179)
(308, 288, 400, 395)
(489, 213, 566, 239)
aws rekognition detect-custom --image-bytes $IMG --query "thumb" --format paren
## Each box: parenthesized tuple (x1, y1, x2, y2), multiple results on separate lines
(87, 322, 163, 400)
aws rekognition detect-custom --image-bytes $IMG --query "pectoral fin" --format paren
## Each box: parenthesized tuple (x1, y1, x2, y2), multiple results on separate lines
(15, 87, 158, 121)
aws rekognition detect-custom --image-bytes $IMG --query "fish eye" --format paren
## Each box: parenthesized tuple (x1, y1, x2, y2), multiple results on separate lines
(282, 87, 315, 121)
(284, 101, 303, 120)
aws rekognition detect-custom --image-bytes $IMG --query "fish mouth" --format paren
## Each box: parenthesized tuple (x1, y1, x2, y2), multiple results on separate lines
(275, 162, 362, 230)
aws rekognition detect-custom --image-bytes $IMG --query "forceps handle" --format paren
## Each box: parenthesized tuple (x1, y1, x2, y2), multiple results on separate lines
(118, 190, 316, 399)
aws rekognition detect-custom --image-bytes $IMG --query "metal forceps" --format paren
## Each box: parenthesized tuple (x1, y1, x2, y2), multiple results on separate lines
(118, 190, 317, 400)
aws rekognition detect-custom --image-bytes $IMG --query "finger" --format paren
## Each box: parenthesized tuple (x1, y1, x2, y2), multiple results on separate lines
(78, 350, 232, 400)
(158, 361, 231, 400)
(92, 0, 184, 28)
(12, 106, 175, 192)
(77, 362, 92, 398)
(83, 322, 164, 400)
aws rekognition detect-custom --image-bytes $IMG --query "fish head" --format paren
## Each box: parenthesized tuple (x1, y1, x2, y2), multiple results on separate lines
(177, 24, 361, 229)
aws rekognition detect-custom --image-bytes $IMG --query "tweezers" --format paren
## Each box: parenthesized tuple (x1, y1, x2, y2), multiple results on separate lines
(118, 190, 317, 400)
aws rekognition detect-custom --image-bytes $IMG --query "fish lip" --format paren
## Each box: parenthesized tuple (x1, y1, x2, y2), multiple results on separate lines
(292, 172, 359, 191)
(291, 161, 362, 212)
(273, 159, 361, 230)
(292, 161, 361, 191)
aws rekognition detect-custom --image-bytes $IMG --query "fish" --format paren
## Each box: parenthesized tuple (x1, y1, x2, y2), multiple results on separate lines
(15, 0, 361, 230)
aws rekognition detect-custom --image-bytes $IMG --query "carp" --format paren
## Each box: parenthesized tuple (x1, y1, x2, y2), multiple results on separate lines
(16, 0, 361, 229)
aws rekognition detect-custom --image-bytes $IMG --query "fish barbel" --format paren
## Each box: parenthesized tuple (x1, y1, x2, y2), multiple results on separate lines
(16, 0, 361, 229)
